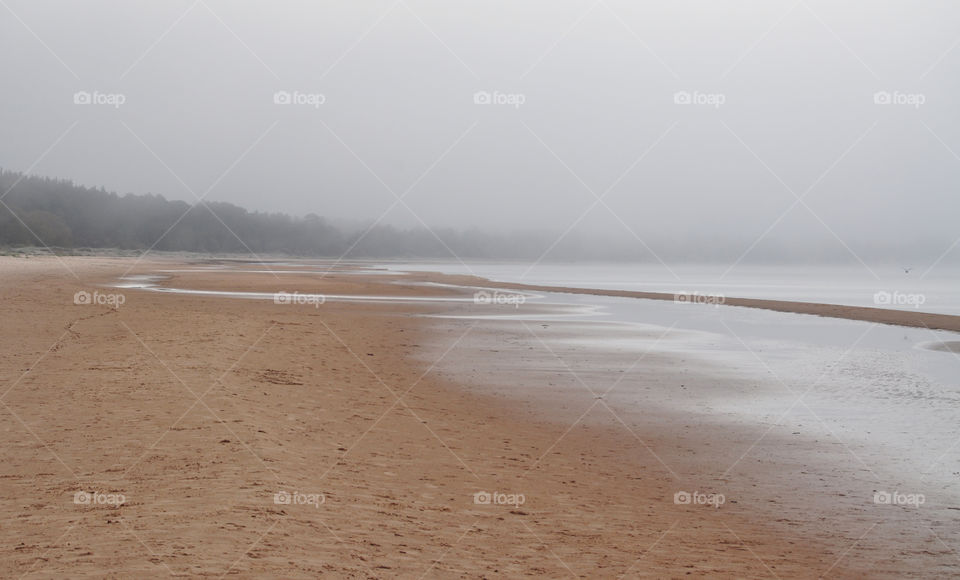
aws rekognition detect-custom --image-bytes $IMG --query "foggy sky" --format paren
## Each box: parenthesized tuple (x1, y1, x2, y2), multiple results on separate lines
(2, 1, 959, 263)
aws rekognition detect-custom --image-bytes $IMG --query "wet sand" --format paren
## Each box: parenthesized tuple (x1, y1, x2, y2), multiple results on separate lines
(0, 257, 956, 577)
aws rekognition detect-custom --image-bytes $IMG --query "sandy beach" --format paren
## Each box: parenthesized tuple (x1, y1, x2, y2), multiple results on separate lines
(1, 256, 957, 578)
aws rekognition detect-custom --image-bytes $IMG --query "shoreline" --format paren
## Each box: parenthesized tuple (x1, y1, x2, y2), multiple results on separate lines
(417, 272, 960, 333)
(1, 256, 955, 577)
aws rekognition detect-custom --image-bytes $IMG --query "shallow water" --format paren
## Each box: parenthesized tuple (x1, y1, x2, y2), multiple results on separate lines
(396, 265, 960, 510)
(386, 261, 960, 315)
(112, 273, 539, 305)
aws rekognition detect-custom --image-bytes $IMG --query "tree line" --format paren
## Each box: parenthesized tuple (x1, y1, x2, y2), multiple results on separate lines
(3, 169, 939, 264)
(0, 169, 638, 260)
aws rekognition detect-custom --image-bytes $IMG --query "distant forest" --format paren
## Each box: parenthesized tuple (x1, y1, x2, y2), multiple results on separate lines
(0, 169, 947, 264)
(0, 169, 638, 260)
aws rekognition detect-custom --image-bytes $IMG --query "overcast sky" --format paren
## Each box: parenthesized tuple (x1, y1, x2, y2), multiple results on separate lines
(2, 1, 959, 262)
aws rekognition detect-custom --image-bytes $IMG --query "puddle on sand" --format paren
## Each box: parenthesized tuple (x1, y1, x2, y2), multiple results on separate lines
(157, 268, 394, 276)
(114, 275, 169, 288)
(110, 274, 536, 305)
